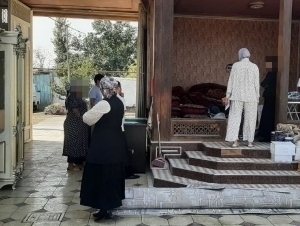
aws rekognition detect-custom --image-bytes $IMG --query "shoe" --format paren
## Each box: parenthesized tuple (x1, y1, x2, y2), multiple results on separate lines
(93, 211, 112, 219)
(248, 143, 254, 147)
(232, 142, 239, 148)
(94, 210, 107, 222)
(105, 211, 112, 219)
(93, 211, 100, 217)
(126, 174, 140, 180)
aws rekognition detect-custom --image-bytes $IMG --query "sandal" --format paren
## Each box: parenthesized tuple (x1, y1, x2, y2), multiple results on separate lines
(232, 143, 239, 148)
(248, 143, 254, 148)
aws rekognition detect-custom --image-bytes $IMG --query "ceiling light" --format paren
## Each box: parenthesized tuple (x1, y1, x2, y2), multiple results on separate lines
(249, 1, 265, 9)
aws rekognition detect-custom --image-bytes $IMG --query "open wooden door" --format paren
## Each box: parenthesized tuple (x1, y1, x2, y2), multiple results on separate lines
(9, 0, 33, 143)
(136, 3, 148, 118)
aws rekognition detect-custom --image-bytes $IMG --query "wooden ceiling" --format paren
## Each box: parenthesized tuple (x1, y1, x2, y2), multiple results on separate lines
(19, 0, 140, 21)
(18, 0, 300, 21)
(173, 0, 300, 20)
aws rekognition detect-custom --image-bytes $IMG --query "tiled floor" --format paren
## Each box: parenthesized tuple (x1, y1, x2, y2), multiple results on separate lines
(1, 114, 300, 225)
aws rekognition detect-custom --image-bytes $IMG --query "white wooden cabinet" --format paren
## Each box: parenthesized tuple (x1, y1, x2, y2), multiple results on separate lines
(0, 26, 28, 190)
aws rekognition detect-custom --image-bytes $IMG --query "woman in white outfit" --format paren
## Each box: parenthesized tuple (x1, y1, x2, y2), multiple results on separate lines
(224, 48, 260, 147)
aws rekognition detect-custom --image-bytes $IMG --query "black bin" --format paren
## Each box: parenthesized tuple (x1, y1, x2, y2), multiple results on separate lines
(124, 118, 147, 173)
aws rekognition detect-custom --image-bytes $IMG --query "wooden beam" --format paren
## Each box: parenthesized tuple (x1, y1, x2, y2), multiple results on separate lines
(33, 9, 138, 21)
(275, 0, 293, 125)
(152, 0, 173, 140)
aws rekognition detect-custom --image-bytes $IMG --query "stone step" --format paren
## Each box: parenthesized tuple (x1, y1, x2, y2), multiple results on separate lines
(169, 158, 300, 184)
(152, 169, 300, 190)
(199, 142, 271, 158)
(186, 151, 298, 170)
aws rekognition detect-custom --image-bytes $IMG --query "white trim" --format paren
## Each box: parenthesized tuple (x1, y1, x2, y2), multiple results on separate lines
(151, 140, 203, 144)
(297, 24, 300, 90)
(174, 14, 300, 23)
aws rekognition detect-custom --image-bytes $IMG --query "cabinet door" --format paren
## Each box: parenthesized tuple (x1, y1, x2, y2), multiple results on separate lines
(0, 46, 17, 177)
(0, 50, 5, 174)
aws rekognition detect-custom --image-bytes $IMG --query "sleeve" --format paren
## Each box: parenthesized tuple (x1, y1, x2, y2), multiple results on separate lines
(83, 100, 111, 126)
(89, 88, 96, 99)
(260, 72, 271, 88)
(254, 65, 260, 102)
(226, 64, 236, 98)
(122, 98, 126, 111)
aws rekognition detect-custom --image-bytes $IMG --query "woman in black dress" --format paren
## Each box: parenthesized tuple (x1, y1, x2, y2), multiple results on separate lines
(80, 77, 127, 222)
(257, 57, 277, 142)
(63, 84, 89, 171)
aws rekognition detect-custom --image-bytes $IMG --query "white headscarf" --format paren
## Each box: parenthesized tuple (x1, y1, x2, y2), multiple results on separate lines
(238, 48, 251, 61)
(100, 76, 118, 99)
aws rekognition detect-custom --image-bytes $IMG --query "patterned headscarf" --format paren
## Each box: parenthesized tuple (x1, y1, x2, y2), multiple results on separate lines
(100, 76, 118, 99)
(238, 48, 251, 61)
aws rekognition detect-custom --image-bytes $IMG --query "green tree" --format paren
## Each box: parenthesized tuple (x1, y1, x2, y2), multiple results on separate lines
(81, 20, 137, 72)
(51, 56, 96, 95)
(126, 60, 137, 78)
(52, 18, 71, 64)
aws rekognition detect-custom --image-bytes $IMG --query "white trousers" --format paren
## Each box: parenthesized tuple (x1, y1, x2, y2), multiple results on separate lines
(225, 101, 257, 142)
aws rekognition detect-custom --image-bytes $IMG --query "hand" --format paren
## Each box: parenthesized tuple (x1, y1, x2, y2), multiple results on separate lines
(224, 98, 229, 106)
(73, 108, 81, 117)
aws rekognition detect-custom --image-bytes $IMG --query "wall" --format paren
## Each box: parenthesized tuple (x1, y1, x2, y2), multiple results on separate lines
(113, 77, 137, 107)
(173, 17, 299, 92)
(49, 75, 137, 108)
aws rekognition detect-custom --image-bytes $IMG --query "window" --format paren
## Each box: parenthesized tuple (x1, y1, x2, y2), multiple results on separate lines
(0, 0, 8, 30)
(1, 8, 7, 23)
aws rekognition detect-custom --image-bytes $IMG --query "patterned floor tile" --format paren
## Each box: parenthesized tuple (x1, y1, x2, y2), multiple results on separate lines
(142, 216, 168, 226)
(240, 215, 272, 225)
(0, 198, 26, 205)
(218, 216, 244, 225)
(60, 219, 89, 226)
(168, 216, 193, 226)
(2, 114, 300, 226)
(115, 216, 141, 226)
(192, 216, 222, 226)
(1, 218, 16, 224)
(2, 221, 32, 226)
(0, 205, 18, 213)
(267, 215, 293, 224)
(187, 223, 203, 226)
(22, 212, 64, 223)
(160, 215, 174, 220)
(64, 210, 90, 219)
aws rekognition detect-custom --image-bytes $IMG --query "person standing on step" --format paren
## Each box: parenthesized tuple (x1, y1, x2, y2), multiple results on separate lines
(257, 56, 278, 142)
(224, 48, 260, 148)
(80, 77, 127, 222)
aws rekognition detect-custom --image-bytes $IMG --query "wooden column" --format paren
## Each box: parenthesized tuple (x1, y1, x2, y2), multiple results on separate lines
(151, 0, 173, 140)
(275, 0, 293, 125)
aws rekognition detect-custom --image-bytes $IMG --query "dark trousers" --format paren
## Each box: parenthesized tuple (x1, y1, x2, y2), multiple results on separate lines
(257, 97, 276, 141)
(123, 132, 135, 178)
(88, 126, 92, 147)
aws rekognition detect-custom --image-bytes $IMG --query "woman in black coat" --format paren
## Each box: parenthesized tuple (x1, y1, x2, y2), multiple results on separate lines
(257, 63, 277, 142)
(80, 77, 127, 222)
